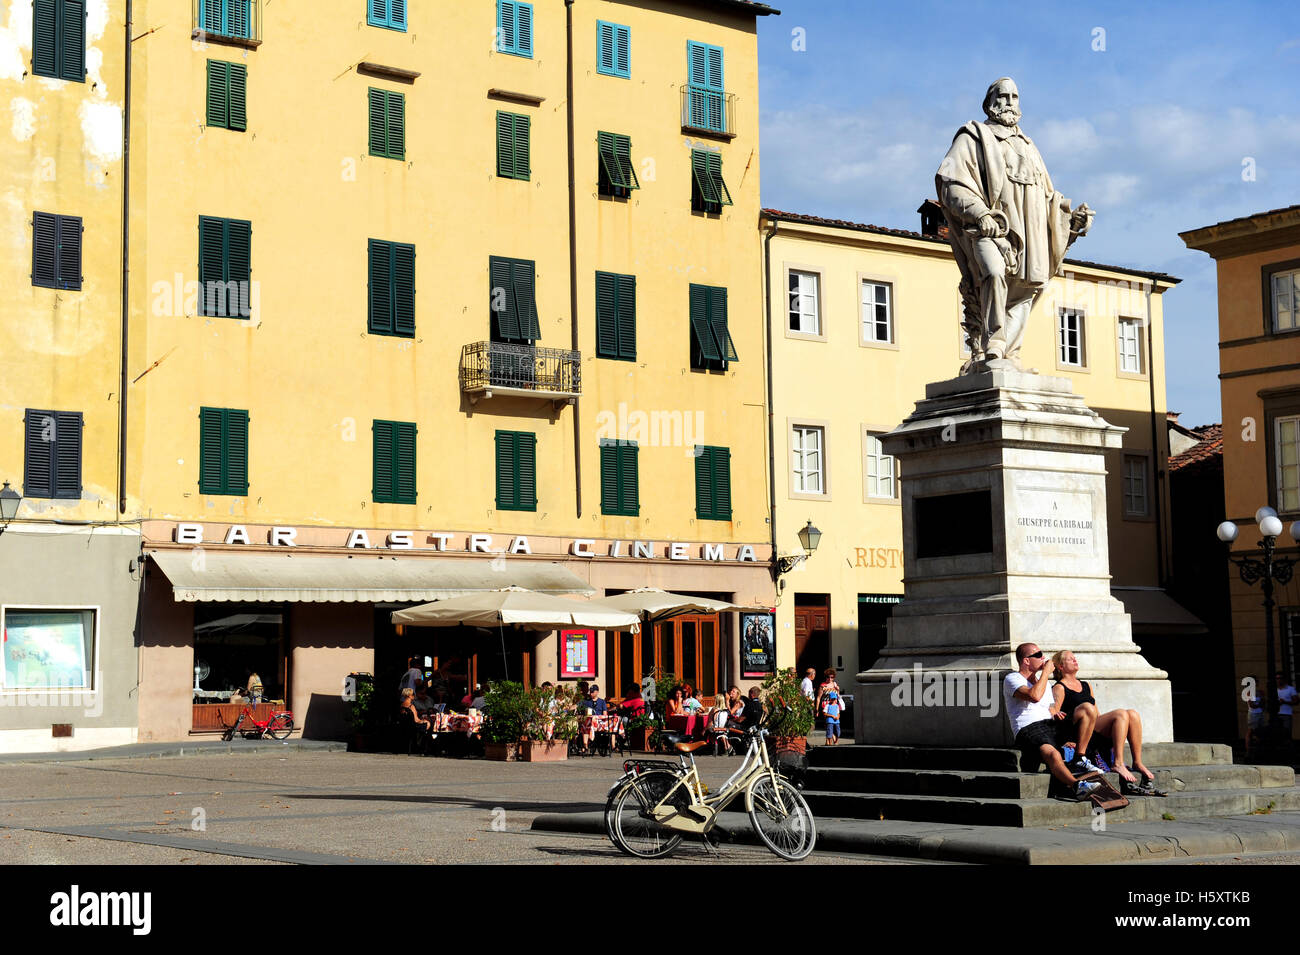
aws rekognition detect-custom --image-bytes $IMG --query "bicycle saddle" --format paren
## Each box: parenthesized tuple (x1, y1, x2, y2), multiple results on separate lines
(672, 740, 710, 754)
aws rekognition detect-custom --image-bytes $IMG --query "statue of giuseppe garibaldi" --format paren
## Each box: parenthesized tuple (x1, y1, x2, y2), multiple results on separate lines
(937, 77, 1094, 374)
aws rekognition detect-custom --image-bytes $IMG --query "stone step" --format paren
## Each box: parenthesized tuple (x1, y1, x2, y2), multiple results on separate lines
(804, 763, 1294, 800)
(806, 741, 1235, 771)
(800, 785, 1300, 828)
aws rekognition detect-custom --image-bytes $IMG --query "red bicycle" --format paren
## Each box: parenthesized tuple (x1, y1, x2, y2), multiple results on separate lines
(222, 702, 294, 741)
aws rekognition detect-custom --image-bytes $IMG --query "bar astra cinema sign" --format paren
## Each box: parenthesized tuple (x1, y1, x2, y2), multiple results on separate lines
(171, 523, 760, 563)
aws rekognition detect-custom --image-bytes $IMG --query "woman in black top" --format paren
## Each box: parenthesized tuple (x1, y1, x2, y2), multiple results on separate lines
(1051, 650, 1157, 790)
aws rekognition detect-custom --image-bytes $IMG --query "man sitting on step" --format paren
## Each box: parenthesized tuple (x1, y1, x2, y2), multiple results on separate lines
(1002, 643, 1099, 801)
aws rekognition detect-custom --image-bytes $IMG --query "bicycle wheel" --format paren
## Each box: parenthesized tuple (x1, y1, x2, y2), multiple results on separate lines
(610, 771, 686, 859)
(747, 773, 816, 861)
(265, 714, 294, 741)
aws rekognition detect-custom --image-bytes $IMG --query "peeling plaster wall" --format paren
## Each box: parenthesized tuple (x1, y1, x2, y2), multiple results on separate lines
(0, 0, 128, 523)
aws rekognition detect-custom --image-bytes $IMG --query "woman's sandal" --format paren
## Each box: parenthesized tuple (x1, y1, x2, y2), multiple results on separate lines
(1122, 775, 1168, 797)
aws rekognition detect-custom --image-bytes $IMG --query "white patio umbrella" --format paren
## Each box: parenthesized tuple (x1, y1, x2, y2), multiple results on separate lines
(390, 587, 641, 681)
(586, 587, 754, 622)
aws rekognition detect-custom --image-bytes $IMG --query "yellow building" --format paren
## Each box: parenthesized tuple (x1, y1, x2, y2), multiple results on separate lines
(118, 0, 778, 740)
(0, 1, 142, 751)
(1181, 205, 1300, 741)
(762, 206, 1187, 700)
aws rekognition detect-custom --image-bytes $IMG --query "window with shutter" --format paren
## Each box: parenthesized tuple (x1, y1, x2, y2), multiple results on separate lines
(597, 131, 638, 197)
(198, 216, 252, 318)
(368, 0, 406, 31)
(198, 0, 254, 40)
(694, 446, 731, 521)
(23, 409, 81, 500)
(595, 271, 636, 361)
(597, 20, 630, 77)
(600, 440, 639, 516)
(373, 420, 417, 504)
(198, 407, 249, 496)
(488, 257, 539, 343)
(688, 283, 735, 370)
(495, 431, 538, 511)
(31, 212, 82, 291)
(690, 149, 732, 213)
(33, 0, 86, 82)
(207, 61, 247, 132)
(497, 1, 533, 58)
(368, 88, 405, 160)
(686, 41, 725, 132)
(368, 239, 416, 337)
(496, 111, 530, 181)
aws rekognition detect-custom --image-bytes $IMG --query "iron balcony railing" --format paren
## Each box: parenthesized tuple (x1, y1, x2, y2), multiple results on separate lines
(193, 0, 262, 43)
(681, 85, 736, 136)
(460, 341, 582, 400)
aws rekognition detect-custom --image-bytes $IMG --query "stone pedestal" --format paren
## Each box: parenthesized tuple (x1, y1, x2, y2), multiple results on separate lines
(856, 369, 1172, 746)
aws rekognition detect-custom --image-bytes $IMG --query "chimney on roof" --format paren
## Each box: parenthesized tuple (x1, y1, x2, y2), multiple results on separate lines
(918, 199, 947, 238)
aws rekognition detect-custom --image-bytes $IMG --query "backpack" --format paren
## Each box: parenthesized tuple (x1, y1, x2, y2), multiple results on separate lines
(1075, 771, 1128, 812)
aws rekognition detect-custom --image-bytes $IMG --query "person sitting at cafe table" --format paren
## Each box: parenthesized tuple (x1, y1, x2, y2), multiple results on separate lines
(664, 687, 685, 719)
(246, 671, 264, 704)
(618, 684, 646, 719)
(575, 684, 607, 755)
(682, 686, 705, 715)
(413, 685, 435, 718)
(740, 686, 764, 729)
(400, 688, 434, 736)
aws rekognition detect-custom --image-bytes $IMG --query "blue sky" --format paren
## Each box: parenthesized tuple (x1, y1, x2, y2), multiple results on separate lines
(756, 0, 1300, 427)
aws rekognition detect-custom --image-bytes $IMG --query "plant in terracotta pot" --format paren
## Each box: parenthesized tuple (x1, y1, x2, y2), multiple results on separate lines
(481, 681, 531, 761)
(520, 685, 578, 761)
(345, 672, 376, 752)
(760, 668, 815, 755)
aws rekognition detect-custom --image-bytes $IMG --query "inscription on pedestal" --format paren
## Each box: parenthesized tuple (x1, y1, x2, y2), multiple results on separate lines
(1011, 485, 1098, 558)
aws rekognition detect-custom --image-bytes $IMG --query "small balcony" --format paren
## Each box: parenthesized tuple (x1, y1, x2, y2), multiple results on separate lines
(681, 85, 736, 139)
(460, 341, 582, 406)
(193, 0, 262, 48)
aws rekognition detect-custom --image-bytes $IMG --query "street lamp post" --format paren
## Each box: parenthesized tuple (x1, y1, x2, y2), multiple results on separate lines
(775, 520, 822, 590)
(1217, 507, 1298, 737)
(0, 482, 21, 535)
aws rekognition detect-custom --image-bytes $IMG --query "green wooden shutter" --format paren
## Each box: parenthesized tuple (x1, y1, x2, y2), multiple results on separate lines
(228, 63, 247, 131)
(599, 442, 618, 514)
(392, 243, 416, 336)
(199, 407, 224, 493)
(395, 422, 416, 504)
(227, 219, 251, 318)
(496, 111, 515, 178)
(595, 271, 617, 358)
(495, 431, 515, 509)
(52, 411, 82, 499)
(708, 286, 737, 362)
(614, 134, 638, 188)
(691, 149, 718, 207)
(707, 153, 733, 205)
(713, 446, 731, 519)
(616, 273, 636, 359)
(489, 256, 520, 340)
(372, 420, 394, 501)
(694, 446, 713, 519)
(206, 60, 229, 128)
(513, 259, 540, 341)
(621, 443, 639, 515)
(368, 239, 393, 334)
(512, 114, 530, 179)
(385, 91, 405, 160)
(517, 432, 537, 509)
(56, 215, 82, 290)
(33, 0, 58, 77)
(60, 0, 86, 82)
(368, 88, 388, 157)
(32, 212, 58, 288)
(226, 409, 249, 494)
(24, 410, 53, 498)
(198, 216, 225, 316)
(689, 284, 720, 362)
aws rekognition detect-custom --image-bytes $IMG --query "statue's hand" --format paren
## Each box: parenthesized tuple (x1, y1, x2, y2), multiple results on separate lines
(1070, 203, 1094, 236)
(977, 214, 1001, 238)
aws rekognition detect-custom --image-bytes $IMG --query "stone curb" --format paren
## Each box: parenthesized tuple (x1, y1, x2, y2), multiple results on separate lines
(530, 810, 1300, 864)
(0, 740, 347, 764)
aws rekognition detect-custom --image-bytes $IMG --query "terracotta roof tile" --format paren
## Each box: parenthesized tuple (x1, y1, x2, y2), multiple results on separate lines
(1168, 424, 1223, 474)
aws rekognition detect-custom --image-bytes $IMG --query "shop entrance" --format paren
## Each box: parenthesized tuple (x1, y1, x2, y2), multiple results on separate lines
(794, 595, 830, 678)
(857, 595, 900, 672)
(191, 604, 288, 733)
(376, 608, 527, 702)
(605, 612, 721, 701)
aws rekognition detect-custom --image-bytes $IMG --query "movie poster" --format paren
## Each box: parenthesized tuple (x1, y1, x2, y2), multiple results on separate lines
(741, 612, 775, 678)
(559, 628, 596, 680)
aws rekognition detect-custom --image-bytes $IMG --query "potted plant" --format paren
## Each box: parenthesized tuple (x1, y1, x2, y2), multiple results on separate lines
(481, 681, 531, 761)
(625, 713, 660, 753)
(520, 685, 578, 761)
(760, 668, 815, 755)
(345, 672, 377, 752)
